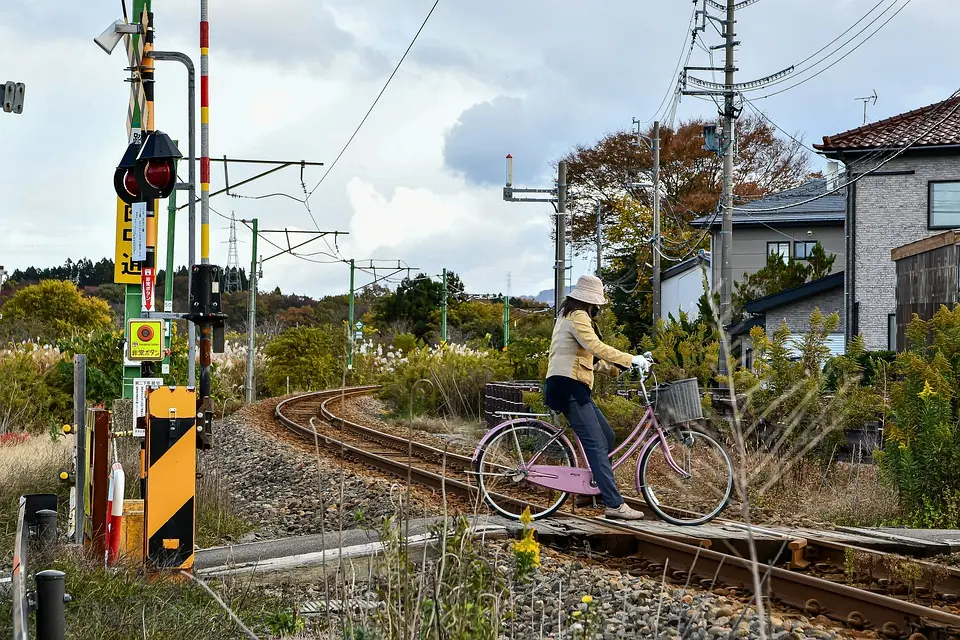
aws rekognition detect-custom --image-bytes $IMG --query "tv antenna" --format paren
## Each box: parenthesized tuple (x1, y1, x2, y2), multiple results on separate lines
(855, 90, 878, 125)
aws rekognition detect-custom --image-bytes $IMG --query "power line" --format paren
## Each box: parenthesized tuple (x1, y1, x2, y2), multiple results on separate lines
(749, 0, 913, 100)
(742, 97, 818, 156)
(643, 1, 700, 125)
(306, 0, 441, 200)
(729, 88, 960, 213)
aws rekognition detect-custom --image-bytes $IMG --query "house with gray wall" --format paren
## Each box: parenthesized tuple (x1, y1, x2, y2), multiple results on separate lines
(815, 96, 960, 352)
(691, 177, 846, 291)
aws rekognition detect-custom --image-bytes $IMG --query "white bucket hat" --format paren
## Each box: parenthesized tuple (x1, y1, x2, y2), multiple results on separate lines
(568, 274, 607, 306)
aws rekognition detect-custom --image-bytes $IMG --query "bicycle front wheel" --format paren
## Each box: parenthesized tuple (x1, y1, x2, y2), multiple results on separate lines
(638, 428, 733, 525)
(475, 423, 574, 520)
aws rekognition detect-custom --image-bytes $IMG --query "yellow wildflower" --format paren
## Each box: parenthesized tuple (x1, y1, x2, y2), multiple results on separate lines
(572, 610, 582, 618)
(919, 380, 937, 401)
(519, 506, 533, 526)
(581, 595, 593, 604)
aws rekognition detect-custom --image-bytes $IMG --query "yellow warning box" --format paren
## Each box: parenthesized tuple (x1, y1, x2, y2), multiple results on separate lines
(128, 318, 164, 361)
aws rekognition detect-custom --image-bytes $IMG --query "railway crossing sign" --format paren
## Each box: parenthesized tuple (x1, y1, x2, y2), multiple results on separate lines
(127, 318, 164, 361)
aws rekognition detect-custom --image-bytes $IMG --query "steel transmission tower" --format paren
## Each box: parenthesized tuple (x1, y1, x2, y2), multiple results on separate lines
(224, 212, 242, 293)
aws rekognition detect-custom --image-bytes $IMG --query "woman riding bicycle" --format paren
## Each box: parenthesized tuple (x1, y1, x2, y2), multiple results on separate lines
(544, 274, 648, 521)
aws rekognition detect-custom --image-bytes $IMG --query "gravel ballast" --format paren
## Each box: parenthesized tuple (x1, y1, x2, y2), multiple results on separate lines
(205, 400, 435, 542)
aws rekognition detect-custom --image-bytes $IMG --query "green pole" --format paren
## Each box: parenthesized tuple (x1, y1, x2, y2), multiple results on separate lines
(122, 0, 151, 399)
(503, 295, 510, 348)
(162, 143, 177, 379)
(441, 268, 447, 343)
(347, 259, 355, 370)
(244, 219, 258, 403)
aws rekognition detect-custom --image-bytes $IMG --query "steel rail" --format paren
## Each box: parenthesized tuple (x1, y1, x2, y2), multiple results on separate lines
(276, 388, 960, 638)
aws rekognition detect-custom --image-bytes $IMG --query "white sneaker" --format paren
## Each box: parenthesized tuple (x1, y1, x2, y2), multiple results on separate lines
(605, 503, 644, 521)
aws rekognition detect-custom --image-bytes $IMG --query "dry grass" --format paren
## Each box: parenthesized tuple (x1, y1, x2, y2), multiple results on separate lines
(610, 445, 902, 528)
(743, 452, 902, 528)
(0, 434, 70, 566)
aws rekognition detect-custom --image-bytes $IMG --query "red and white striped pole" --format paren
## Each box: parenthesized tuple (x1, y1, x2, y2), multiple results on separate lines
(106, 463, 125, 565)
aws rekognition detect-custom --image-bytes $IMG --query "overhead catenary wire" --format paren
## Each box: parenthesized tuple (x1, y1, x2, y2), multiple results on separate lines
(749, 0, 913, 100)
(305, 0, 441, 201)
(643, 1, 700, 125)
(728, 88, 960, 213)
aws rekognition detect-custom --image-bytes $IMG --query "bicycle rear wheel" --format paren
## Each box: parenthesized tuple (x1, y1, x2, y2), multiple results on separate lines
(638, 428, 732, 525)
(475, 423, 574, 520)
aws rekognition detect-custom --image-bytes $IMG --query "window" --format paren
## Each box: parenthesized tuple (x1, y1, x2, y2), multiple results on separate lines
(767, 242, 790, 263)
(929, 181, 960, 229)
(794, 241, 819, 260)
(888, 313, 897, 351)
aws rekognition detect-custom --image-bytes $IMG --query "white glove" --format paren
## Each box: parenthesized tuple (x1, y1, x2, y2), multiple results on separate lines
(632, 354, 651, 373)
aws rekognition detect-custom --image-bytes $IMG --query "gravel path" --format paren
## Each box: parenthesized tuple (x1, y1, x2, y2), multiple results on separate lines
(502, 545, 848, 639)
(254, 539, 856, 640)
(205, 399, 438, 542)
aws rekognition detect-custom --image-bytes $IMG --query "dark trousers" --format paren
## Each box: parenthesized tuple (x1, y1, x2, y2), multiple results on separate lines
(562, 396, 623, 508)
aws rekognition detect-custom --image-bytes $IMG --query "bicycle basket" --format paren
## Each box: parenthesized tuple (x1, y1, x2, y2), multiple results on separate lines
(652, 378, 703, 425)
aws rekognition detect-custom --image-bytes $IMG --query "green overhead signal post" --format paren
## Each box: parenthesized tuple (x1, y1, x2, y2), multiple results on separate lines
(348, 258, 355, 369)
(441, 268, 448, 343)
(502, 295, 510, 348)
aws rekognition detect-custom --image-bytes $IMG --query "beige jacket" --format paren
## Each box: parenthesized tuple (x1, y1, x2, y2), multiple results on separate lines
(545, 310, 633, 390)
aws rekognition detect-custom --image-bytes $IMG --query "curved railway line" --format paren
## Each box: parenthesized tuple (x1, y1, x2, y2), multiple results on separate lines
(275, 387, 960, 639)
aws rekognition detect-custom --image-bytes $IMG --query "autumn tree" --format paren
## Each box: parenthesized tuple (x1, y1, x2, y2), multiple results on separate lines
(560, 115, 818, 344)
(0, 280, 114, 340)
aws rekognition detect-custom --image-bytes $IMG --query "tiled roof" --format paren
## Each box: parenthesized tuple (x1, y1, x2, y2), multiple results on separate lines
(690, 178, 846, 229)
(815, 96, 960, 153)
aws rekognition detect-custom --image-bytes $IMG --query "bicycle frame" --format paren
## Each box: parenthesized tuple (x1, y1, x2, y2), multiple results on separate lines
(473, 380, 693, 496)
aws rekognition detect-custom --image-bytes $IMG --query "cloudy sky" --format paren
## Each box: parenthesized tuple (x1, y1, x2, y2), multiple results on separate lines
(0, 0, 955, 299)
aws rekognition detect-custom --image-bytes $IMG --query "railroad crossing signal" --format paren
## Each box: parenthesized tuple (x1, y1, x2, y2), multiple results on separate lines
(2, 81, 25, 114)
(127, 318, 164, 361)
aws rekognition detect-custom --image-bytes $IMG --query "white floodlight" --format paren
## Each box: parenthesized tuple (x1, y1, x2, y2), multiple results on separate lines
(95, 19, 142, 55)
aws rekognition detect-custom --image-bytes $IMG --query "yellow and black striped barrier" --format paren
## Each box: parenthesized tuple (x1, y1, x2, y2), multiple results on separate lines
(144, 386, 197, 572)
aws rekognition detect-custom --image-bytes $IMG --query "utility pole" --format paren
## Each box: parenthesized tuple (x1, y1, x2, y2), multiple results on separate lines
(595, 201, 602, 276)
(243, 218, 258, 403)
(441, 267, 448, 343)
(720, 0, 736, 339)
(503, 155, 566, 318)
(347, 259, 355, 369)
(682, 0, 787, 380)
(651, 120, 662, 325)
(556, 161, 568, 313)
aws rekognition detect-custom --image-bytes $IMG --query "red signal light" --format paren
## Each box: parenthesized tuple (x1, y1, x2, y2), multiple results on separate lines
(144, 160, 173, 190)
(123, 170, 140, 198)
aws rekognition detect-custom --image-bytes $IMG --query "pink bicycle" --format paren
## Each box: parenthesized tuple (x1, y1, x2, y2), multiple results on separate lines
(472, 354, 734, 525)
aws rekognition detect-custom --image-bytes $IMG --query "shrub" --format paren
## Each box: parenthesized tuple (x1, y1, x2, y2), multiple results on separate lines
(393, 332, 418, 353)
(0, 348, 71, 434)
(504, 336, 550, 380)
(375, 343, 512, 420)
(732, 310, 881, 456)
(263, 324, 347, 396)
(0, 280, 113, 341)
(640, 311, 719, 388)
(878, 306, 960, 526)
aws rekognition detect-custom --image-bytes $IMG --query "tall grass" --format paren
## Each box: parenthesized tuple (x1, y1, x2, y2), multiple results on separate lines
(0, 434, 70, 566)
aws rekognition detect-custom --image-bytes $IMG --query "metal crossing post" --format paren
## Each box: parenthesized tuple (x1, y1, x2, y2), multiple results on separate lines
(144, 386, 197, 571)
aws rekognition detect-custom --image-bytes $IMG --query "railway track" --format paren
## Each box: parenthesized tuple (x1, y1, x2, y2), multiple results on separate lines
(275, 387, 960, 639)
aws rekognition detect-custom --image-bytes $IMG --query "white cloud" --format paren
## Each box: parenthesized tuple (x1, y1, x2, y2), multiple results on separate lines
(1, 0, 955, 300)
